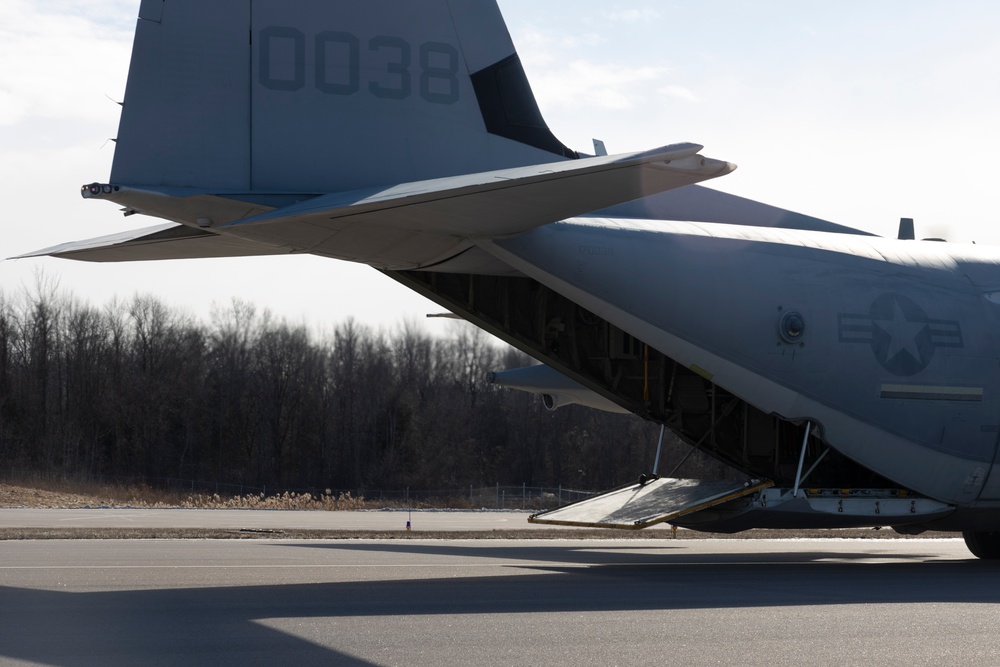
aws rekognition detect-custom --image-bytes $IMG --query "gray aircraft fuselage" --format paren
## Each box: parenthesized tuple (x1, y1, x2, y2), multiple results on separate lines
(486, 219, 1000, 507)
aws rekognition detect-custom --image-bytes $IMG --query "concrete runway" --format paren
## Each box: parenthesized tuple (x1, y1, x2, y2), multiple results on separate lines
(0, 507, 564, 531)
(2, 533, 999, 666)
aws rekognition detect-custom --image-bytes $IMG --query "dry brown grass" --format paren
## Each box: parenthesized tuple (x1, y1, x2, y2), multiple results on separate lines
(0, 480, 378, 510)
(0, 478, 527, 511)
(168, 490, 371, 510)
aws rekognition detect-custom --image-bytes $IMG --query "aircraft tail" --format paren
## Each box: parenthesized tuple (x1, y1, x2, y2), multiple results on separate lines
(111, 0, 577, 194)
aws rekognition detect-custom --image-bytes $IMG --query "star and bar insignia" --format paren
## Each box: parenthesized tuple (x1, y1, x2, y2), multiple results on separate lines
(838, 293, 963, 376)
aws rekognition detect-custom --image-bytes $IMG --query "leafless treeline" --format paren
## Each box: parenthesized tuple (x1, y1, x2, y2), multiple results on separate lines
(0, 281, 729, 493)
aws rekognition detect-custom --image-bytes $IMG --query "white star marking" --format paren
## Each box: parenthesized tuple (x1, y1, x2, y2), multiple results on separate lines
(873, 299, 927, 364)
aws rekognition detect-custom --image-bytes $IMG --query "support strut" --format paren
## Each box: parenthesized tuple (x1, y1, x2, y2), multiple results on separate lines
(652, 424, 665, 476)
(793, 421, 812, 498)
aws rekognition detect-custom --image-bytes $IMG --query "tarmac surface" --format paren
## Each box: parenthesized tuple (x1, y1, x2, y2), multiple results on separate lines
(0, 507, 580, 532)
(0, 511, 997, 666)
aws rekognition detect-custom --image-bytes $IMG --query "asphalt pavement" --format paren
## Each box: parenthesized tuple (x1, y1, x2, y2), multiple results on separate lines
(0, 533, 996, 666)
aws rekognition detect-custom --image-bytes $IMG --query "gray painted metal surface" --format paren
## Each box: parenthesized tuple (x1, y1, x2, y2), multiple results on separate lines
(489, 220, 1000, 505)
(530, 477, 769, 528)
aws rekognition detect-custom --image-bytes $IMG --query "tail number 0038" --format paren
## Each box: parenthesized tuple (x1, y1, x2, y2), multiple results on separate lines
(259, 27, 460, 105)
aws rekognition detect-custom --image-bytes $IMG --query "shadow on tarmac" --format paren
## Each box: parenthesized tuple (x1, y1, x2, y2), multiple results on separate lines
(1, 541, 996, 665)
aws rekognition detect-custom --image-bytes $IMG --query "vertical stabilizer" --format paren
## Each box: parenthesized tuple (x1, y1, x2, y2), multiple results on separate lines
(112, 1, 252, 190)
(110, 0, 576, 194)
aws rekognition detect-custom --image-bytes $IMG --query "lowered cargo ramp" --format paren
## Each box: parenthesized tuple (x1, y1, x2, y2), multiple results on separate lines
(530, 478, 772, 529)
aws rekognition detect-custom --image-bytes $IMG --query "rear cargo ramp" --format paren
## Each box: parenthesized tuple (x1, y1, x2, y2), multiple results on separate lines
(529, 477, 772, 529)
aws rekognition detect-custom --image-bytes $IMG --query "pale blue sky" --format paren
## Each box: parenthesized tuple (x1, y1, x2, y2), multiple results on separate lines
(2, 1, 999, 330)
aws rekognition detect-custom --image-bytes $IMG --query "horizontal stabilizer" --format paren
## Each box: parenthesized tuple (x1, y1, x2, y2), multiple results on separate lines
(487, 364, 629, 414)
(594, 184, 877, 236)
(13, 223, 293, 263)
(530, 477, 772, 529)
(223, 143, 735, 269)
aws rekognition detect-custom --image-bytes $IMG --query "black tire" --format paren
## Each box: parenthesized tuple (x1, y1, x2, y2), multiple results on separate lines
(963, 531, 1000, 559)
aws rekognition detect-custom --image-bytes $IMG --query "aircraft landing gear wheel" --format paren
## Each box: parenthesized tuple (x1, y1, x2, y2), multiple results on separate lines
(963, 531, 1000, 559)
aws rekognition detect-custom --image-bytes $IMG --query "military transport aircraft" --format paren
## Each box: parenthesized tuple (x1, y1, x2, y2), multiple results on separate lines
(20, 0, 1000, 558)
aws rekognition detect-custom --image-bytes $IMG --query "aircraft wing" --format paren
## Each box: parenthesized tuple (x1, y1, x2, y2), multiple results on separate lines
(13, 223, 293, 262)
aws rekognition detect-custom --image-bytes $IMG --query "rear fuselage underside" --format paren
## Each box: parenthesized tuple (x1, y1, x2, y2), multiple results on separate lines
(396, 218, 1000, 514)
